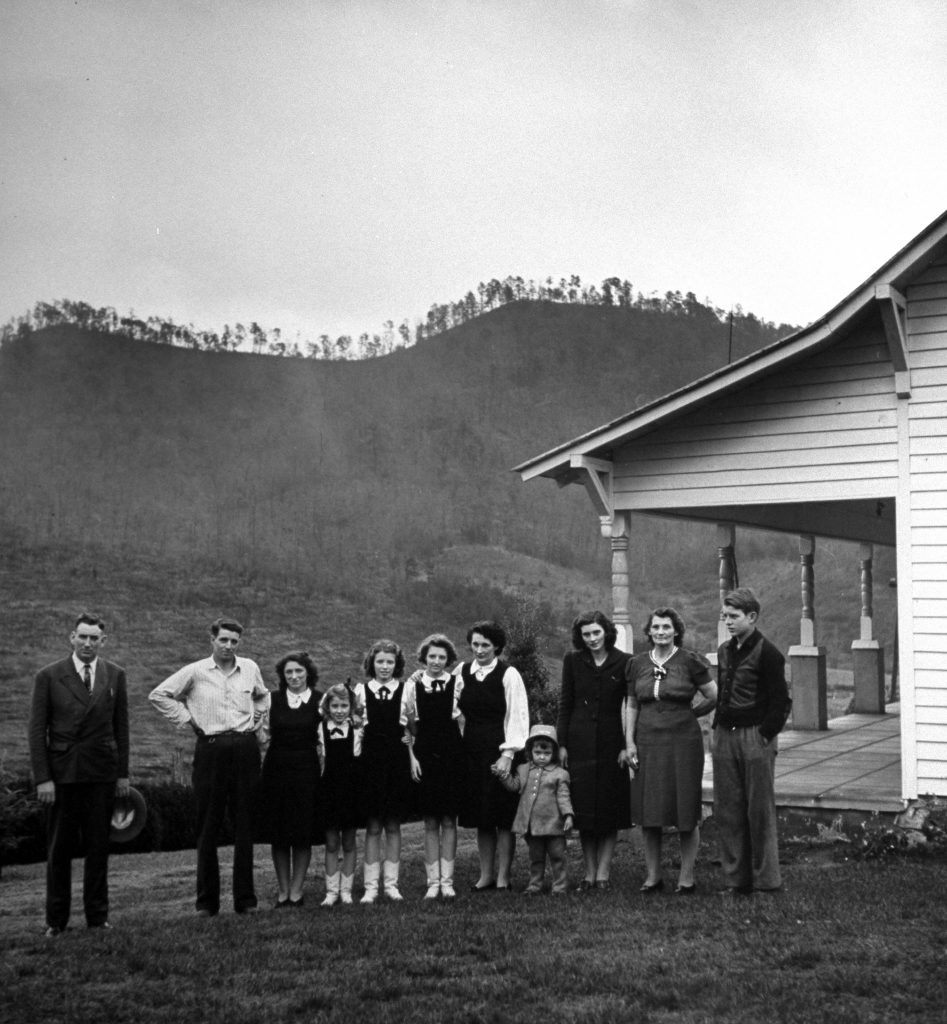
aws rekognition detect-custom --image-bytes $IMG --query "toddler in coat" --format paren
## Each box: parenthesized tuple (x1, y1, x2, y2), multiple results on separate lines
(496, 724, 574, 894)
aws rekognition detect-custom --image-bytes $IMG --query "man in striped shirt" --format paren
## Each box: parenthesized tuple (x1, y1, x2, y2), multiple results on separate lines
(150, 617, 270, 916)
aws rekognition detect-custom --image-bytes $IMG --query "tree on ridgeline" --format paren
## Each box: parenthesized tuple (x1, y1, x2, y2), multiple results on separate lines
(1, 281, 798, 359)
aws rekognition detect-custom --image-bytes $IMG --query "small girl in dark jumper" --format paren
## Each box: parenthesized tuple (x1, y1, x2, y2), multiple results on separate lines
(317, 683, 365, 906)
(497, 724, 574, 895)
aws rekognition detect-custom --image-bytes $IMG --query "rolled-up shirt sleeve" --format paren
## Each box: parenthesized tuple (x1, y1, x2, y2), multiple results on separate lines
(148, 665, 197, 729)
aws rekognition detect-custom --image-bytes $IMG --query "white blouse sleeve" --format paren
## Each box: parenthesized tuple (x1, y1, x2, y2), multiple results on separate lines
(500, 665, 529, 755)
(400, 676, 417, 728)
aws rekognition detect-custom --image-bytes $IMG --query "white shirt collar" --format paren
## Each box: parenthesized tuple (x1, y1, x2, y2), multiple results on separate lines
(72, 655, 97, 678)
(473, 658, 498, 678)
(286, 688, 312, 708)
(325, 720, 350, 737)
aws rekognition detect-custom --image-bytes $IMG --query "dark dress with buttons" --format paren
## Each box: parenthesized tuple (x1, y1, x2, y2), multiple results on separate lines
(257, 690, 323, 846)
(413, 678, 466, 818)
(361, 681, 415, 822)
(457, 661, 520, 830)
(556, 647, 633, 833)
(626, 648, 711, 832)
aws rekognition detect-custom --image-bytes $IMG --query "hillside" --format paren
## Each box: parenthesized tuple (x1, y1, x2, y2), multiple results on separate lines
(0, 300, 777, 589)
(0, 299, 902, 777)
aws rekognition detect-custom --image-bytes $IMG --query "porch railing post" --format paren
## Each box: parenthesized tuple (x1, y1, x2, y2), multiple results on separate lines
(851, 542, 886, 713)
(788, 534, 828, 729)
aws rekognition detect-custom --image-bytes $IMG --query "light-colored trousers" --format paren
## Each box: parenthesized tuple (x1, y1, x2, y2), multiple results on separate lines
(711, 726, 782, 891)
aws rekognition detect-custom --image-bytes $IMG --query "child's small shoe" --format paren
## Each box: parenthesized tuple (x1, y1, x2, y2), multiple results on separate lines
(424, 861, 440, 900)
(383, 860, 404, 901)
(439, 858, 455, 900)
(321, 871, 340, 907)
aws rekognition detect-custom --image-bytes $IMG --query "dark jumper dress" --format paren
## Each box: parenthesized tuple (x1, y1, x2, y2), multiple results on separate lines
(257, 690, 323, 846)
(457, 661, 520, 831)
(361, 681, 415, 822)
(318, 721, 364, 831)
(413, 678, 466, 818)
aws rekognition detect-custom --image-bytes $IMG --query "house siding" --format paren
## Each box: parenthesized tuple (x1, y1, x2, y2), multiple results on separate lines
(612, 324, 899, 509)
(906, 256, 947, 796)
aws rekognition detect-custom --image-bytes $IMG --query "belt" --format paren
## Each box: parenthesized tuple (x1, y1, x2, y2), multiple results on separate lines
(198, 730, 254, 742)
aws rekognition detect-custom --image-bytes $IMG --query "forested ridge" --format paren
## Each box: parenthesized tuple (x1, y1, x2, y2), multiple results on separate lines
(2, 279, 796, 361)
(0, 293, 898, 673)
(0, 296, 787, 587)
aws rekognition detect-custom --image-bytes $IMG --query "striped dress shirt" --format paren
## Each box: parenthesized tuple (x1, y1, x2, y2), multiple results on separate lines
(149, 656, 270, 735)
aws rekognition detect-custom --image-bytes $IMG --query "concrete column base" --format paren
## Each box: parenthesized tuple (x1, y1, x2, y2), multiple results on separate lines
(851, 640, 886, 714)
(788, 645, 828, 730)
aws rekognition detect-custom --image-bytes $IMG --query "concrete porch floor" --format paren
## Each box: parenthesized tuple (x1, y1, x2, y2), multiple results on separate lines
(702, 703, 903, 815)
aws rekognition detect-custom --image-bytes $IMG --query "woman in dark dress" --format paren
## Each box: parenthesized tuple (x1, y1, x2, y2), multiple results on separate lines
(457, 620, 529, 891)
(557, 611, 633, 891)
(625, 608, 717, 894)
(359, 638, 414, 903)
(257, 651, 322, 907)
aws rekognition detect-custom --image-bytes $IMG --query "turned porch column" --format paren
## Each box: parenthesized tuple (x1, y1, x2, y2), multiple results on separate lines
(608, 510, 632, 652)
(716, 523, 738, 648)
(788, 534, 828, 729)
(851, 542, 886, 713)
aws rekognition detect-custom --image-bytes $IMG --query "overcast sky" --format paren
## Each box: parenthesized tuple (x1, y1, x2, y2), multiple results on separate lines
(2, 0, 946, 345)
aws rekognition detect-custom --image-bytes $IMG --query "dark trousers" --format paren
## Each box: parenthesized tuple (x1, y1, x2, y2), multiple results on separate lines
(45, 781, 115, 929)
(192, 732, 261, 913)
(525, 835, 568, 893)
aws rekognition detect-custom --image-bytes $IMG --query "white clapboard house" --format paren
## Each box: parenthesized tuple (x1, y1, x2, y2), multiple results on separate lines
(515, 209, 947, 801)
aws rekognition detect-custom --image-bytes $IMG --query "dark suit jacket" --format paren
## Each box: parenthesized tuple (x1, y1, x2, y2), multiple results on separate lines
(28, 657, 130, 785)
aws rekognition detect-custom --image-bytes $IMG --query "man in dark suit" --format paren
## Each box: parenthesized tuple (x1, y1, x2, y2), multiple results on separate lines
(28, 613, 130, 936)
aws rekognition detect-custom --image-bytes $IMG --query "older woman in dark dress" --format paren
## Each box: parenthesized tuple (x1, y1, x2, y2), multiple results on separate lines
(557, 611, 633, 891)
(457, 620, 529, 891)
(257, 651, 322, 907)
(625, 608, 716, 894)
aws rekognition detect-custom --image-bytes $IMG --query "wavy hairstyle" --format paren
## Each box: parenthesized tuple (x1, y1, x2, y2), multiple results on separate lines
(642, 608, 686, 647)
(275, 650, 319, 692)
(570, 610, 618, 651)
(362, 638, 406, 679)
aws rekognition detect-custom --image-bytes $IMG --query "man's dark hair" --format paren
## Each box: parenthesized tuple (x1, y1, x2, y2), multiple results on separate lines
(210, 617, 245, 637)
(74, 612, 106, 631)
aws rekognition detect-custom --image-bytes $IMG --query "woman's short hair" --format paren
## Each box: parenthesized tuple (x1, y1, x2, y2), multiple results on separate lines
(466, 620, 507, 654)
(416, 633, 458, 667)
(362, 639, 405, 679)
(643, 608, 686, 647)
(319, 682, 364, 723)
(723, 587, 761, 617)
(275, 651, 319, 692)
(571, 610, 618, 651)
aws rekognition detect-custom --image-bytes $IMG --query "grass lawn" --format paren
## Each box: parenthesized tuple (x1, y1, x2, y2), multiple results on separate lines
(2, 824, 946, 1024)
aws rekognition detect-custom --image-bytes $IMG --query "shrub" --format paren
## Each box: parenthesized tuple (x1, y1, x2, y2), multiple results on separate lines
(503, 597, 558, 725)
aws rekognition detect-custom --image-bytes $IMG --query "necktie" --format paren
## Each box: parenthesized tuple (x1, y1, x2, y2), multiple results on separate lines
(330, 726, 345, 737)
(378, 686, 390, 701)
(433, 679, 445, 693)
(83, 665, 93, 694)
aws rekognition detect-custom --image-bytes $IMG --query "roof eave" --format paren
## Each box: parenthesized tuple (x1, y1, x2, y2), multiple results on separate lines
(514, 206, 947, 483)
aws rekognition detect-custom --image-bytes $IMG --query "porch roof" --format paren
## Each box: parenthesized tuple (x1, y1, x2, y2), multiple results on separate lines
(514, 208, 947, 487)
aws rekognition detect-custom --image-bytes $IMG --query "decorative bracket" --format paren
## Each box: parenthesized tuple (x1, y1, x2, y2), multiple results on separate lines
(559, 455, 614, 534)
(875, 283, 911, 398)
